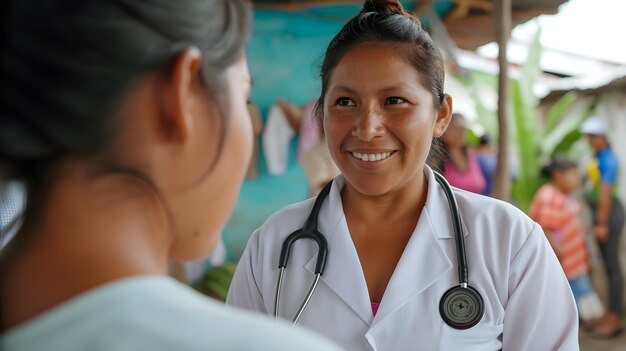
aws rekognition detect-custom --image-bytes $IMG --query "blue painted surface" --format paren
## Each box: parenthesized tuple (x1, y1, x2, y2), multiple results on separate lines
(223, 139, 307, 261)
(222, 9, 345, 262)
(222, 2, 455, 262)
(247, 9, 345, 112)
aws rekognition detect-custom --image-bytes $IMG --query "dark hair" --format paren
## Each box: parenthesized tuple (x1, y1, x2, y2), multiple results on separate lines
(316, 0, 446, 170)
(540, 156, 577, 179)
(479, 133, 491, 146)
(0, 0, 251, 195)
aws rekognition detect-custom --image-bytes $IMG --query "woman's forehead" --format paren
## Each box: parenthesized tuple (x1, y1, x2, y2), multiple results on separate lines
(328, 43, 424, 89)
(336, 41, 415, 68)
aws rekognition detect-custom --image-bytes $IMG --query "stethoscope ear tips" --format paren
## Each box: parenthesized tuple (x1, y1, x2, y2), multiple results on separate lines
(439, 285, 484, 330)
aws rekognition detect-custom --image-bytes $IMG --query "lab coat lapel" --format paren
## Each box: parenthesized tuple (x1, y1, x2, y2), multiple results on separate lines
(304, 176, 373, 325)
(373, 167, 460, 326)
(372, 208, 453, 325)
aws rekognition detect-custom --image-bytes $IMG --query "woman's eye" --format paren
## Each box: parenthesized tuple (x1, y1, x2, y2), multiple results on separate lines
(336, 97, 355, 106)
(385, 97, 406, 105)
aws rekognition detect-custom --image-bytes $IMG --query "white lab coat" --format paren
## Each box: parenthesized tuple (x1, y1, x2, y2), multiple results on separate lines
(227, 167, 579, 351)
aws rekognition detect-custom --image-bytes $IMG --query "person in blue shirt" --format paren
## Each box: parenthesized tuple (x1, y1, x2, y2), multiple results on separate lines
(580, 116, 625, 338)
(475, 133, 497, 196)
(0, 1, 343, 350)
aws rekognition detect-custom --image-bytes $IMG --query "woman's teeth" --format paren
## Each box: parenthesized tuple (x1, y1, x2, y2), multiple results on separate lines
(351, 151, 392, 162)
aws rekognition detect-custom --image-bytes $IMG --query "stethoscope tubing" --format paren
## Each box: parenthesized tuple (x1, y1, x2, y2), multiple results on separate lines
(274, 181, 333, 324)
(433, 172, 469, 285)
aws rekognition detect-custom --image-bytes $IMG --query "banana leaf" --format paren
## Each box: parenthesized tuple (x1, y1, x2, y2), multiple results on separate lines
(545, 91, 577, 134)
(541, 97, 594, 156)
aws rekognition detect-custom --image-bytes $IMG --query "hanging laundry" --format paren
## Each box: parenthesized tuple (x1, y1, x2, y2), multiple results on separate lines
(262, 103, 295, 175)
(297, 100, 322, 164)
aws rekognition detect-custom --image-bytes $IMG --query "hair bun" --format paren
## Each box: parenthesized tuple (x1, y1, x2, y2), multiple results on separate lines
(361, 0, 405, 15)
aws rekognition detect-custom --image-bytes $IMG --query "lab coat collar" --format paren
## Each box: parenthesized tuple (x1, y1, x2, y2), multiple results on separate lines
(303, 169, 468, 327)
(372, 206, 453, 327)
(372, 167, 459, 326)
(304, 175, 375, 325)
(423, 166, 470, 239)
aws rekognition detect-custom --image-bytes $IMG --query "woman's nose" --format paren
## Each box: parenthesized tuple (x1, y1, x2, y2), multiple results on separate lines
(351, 107, 385, 141)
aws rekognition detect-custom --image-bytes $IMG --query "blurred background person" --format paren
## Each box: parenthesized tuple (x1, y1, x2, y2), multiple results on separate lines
(475, 133, 497, 196)
(580, 116, 625, 338)
(441, 113, 487, 194)
(529, 157, 606, 325)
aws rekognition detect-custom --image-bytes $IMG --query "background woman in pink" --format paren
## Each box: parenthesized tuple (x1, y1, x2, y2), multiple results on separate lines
(441, 113, 487, 194)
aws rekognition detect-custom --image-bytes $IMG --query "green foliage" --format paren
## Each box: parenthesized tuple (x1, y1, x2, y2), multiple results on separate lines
(458, 27, 593, 210)
(455, 70, 499, 138)
(508, 30, 593, 210)
(196, 263, 237, 301)
(541, 101, 593, 156)
(466, 127, 480, 145)
(545, 91, 577, 134)
(510, 80, 541, 210)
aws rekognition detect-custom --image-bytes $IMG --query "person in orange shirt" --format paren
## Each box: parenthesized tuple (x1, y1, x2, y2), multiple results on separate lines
(529, 157, 606, 325)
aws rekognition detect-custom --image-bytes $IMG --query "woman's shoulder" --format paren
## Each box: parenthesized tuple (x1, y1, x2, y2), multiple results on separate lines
(0, 275, 342, 351)
(139, 277, 344, 350)
(453, 188, 525, 216)
(450, 190, 553, 272)
(452, 189, 538, 241)
(201, 296, 344, 350)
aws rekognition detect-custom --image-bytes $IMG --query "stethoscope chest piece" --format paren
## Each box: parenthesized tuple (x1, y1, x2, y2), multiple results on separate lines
(439, 284, 484, 329)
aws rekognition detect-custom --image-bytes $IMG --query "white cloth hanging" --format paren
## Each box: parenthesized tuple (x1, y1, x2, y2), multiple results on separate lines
(262, 104, 295, 175)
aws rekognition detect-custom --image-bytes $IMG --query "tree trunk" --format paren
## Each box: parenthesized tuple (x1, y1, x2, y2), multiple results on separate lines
(492, 0, 512, 201)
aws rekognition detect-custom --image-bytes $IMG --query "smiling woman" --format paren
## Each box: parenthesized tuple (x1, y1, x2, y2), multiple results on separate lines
(227, 1, 579, 350)
(322, 40, 450, 198)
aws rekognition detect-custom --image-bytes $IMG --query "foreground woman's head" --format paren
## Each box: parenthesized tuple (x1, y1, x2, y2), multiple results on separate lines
(0, 0, 252, 260)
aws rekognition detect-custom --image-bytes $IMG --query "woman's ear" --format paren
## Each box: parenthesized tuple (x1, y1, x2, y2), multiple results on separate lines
(158, 47, 204, 143)
(433, 94, 453, 138)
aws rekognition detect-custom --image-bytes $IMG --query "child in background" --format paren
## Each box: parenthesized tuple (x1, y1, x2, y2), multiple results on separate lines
(529, 157, 605, 323)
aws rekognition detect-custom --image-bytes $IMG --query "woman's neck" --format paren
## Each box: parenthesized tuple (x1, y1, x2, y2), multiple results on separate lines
(340, 171, 428, 302)
(341, 171, 428, 227)
(0, 164, 171, 330)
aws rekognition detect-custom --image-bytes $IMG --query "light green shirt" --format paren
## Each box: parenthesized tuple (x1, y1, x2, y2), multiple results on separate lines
(0, 275, 343, 351)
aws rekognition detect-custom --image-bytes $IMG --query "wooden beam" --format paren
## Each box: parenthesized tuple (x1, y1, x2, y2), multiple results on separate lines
(458, 0, 494, 12)
(446, 0, 494, 20)
(253, 0, 361, 10)
(493, 0, 512, 201)
(413, 0, 434, 15)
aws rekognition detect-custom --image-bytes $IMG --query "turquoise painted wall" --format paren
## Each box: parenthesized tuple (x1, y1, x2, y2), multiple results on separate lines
(222, 2, 454, 261)
(223, 8, 345, 261)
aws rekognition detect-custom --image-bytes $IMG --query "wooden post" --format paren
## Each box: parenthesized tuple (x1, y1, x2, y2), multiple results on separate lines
(492, 0, 512, 200)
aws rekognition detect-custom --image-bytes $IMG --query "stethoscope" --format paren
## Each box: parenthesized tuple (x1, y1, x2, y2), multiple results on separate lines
(274, 171, 484, 329)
